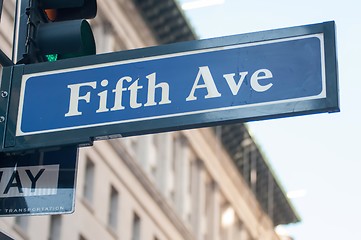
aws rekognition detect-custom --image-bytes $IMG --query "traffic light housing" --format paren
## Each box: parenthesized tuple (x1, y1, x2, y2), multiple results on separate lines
(13, 0, 97, 63)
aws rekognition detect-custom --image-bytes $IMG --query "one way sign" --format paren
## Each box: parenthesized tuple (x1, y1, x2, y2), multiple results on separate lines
(0, 146, 77, 216)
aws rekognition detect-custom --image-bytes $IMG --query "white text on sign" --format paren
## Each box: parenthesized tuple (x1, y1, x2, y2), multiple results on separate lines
(65, 66, 273, 117)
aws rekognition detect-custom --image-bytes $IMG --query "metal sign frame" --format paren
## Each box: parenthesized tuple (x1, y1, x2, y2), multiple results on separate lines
(0, 21, 339, 152)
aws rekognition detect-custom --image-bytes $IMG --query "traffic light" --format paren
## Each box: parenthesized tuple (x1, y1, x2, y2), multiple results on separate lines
(13, 0, 97, 64)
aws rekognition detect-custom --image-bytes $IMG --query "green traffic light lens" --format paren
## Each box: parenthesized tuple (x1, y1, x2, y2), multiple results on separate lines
(46, 54, 58, 62)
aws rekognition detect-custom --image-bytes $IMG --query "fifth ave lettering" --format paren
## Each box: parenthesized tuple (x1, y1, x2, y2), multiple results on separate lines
(65, 72, 171, 117)
(186, 66, 273, 101)
(64, 66, 273, 117)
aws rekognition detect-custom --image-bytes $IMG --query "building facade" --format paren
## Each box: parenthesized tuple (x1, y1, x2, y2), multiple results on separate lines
(0, 1, 299, 240)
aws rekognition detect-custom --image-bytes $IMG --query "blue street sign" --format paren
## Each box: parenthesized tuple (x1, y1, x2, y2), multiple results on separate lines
(0, 146, 78, 216)
(19, 35, 324, 135)
(0, 21, 339, 152)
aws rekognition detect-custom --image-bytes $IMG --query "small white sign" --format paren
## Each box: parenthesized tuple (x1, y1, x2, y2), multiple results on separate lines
(0, 165, 59, 198)
(0, 145, 78, 216)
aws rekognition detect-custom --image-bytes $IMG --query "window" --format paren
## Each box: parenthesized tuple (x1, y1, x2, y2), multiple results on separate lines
(221, 205, 236, 240)
(131, 138, 139, 155)
(235, 220, 244, 240)
(125, 136, 139, 159)
(83, 158, 95, 205)
(187, 157, 195, 223)
(49, 215, 61, 240)
(79, 234, 87, 240)
(172, 135, 178, 173)
(170, 135, 179, 202)
(108, 186, 119, 231)
(131, 213, 141, 240)
(92, 20, 115, 53)
(15, 216, 29, 238)
(15, 216, 28, 230)
(204, 178, 212, 216)
(189, 160, 194, 195)
(149, 135, 159, 179)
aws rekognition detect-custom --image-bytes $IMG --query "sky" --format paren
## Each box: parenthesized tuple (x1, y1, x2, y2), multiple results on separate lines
(178, 0, 361, 239)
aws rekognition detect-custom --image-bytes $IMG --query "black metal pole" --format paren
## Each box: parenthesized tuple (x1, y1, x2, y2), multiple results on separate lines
(0, 0, 3, 20)
(0, 0, 13, 66)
